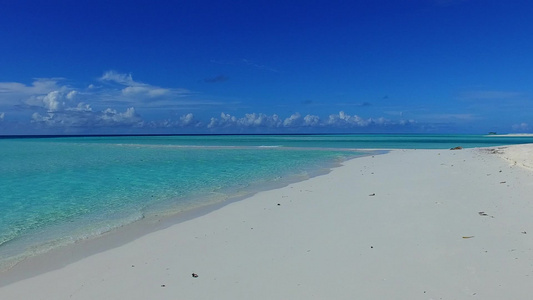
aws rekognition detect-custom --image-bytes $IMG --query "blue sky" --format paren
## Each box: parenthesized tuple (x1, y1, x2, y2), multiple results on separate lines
(1, 0, 532, 134)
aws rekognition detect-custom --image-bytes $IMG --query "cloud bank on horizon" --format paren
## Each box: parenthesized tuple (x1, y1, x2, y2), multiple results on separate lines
(0, 69, 530, 135)
(1, 0, 532, 135)
(0, 71, 417, 134)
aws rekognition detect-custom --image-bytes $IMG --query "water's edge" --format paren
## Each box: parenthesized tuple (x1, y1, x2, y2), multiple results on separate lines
(0, 149, 383, 286)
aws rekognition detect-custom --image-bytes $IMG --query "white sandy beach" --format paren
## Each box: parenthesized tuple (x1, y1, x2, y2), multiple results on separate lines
(1, 145, 533, 299)
(492, 133, 533, 137)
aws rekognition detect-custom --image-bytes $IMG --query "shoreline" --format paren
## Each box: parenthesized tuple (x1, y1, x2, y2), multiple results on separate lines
(1, 144, 533, 299)
(488, 133, 533, 137)
(0, 149, 377, 285)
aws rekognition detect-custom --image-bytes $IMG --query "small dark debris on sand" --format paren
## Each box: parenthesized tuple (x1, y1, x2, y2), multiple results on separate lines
(482, 148, 505, 154)
(192, 273, 199, 278)
(369, 193, 376, 196)
(478, 211, 495, 218)
(450, 146, 463, 150)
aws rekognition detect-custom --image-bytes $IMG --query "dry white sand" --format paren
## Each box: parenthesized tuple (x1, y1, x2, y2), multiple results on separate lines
(498, 144, 533, 170)
(492, 133, 533, 137)
(1, 145, 533, 299)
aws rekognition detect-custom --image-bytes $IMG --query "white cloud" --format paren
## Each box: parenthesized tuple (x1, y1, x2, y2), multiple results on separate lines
(32, 107, 142, 128)
(0, 73, 220, 131)
(23, 89, 85, 113)
(208, 113, 232, 128)
(0, 78, 67, 108)
(100, 71, 137, 86)
(326, 111, 370, 127)
(0, 78, 64, 94)
(67, 102, 92, 112)
(0, 73, 212, 132)
(121, 86, 170, 98)
(208, 112, 283, 129)
(100, 107, 136, 123)
(99, 70, 188, 100)
(15, 82, 143, 130)
(180, 113, 195, 126)
(0, 72, 418, 133)
(66, 90, 78, 100)
(320, 111, 416, 128)
(204, 111, 413, 131)
(0, 82, 29, 94)
(42, 91, 64, 111)
(145, 113, 201, 129)
(283, 113, 301, 127)
(282, 113, 321, 127)
(242, 113, 280, 127)
(512, 122, 529, 132)
(303, 114, 320, 126)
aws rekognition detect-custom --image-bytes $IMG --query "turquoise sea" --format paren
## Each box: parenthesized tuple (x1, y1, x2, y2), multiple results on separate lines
(1, 134, 533, 270)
